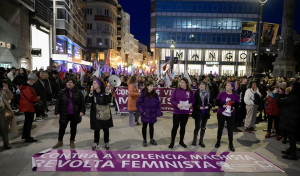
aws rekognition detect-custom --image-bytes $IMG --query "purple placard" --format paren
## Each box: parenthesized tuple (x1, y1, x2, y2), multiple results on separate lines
(32, 150, 284, 172)
(115, 87, 196, 113)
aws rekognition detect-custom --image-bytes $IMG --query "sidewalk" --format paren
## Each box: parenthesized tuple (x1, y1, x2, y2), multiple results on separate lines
(0, 105, 299, 176)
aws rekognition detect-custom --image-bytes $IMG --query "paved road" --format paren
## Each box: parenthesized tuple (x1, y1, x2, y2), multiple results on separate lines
(0, 105, 299, 176)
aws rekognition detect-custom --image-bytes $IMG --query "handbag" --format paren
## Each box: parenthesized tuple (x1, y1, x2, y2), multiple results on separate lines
(33, 101, 44, 112)
(22, 92, 43, 112)
(94, 96, 111, 121)
(4, 108, 13, 121)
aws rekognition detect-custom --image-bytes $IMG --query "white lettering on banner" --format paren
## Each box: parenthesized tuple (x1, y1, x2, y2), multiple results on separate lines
(103, 154, 113, 159)
(44, 160, 56, 168)
(102, 160, 115, 168)
(70, 160, 83, 168)
(119, 97, 128, 104)
(163, 89, 173, 96)
(58, 160, 71, 167)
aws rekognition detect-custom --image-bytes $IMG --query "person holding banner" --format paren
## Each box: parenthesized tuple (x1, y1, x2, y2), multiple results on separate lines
(192, 82, 212, 147)
(136, 82, 162, 147)
(169, 77, 194, 149)
(215, 82, 239, 152)
(128, 76, 140, 127)
(87, 78, 113, 150)
(53, 78, 85, 149)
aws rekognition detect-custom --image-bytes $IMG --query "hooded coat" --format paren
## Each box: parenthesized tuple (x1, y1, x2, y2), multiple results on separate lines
(136, 89, 162, 123)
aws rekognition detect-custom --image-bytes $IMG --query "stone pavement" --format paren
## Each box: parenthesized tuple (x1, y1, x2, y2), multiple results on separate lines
(0, 105, 299, 176)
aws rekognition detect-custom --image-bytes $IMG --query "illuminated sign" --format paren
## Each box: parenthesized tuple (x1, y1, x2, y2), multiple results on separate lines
(67, 43, 73, 57)
(56, 39, 65, 54)
(206, 61, 219, 65)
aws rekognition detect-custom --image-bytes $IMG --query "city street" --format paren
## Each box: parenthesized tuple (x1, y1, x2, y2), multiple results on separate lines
(0, 105, 299, 176)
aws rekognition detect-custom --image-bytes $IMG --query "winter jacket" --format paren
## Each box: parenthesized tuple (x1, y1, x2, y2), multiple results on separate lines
(266, 94, 280, 116)
(13, 74, 27, 87)
(244, 88, 261, 106)
(0, 88, 18, 133)
(55, 87, 85, 124)
(19, 83, 40, 112)
(170, 88, 194, 114)
(274, 93, 300, 132)
(86, 91, 113, 130)
(136, 89, 162, 123)
(127, 84, 139, 111)
(33, 80, 47, 108)
(192, 89, 212, 119)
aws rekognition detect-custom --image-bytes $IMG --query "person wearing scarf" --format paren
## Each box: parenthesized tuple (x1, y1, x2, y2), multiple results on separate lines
(192, 82, 212, 147)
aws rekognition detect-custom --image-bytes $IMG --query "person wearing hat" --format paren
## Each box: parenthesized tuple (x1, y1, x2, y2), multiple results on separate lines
(53, 77, 85, 149)
(87, 78, 113, 150)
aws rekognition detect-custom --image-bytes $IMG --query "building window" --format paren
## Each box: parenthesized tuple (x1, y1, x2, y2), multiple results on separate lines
(87, 38, 92, 45)
(97, 38, 103, 46)
(57, 8, 66, 19)
(97, 23, 102, 30)
(87, 8, 93, 15)
(97, 8, 102, 15)
(105, 39, 109, 46)
(105, 9, 109, 16)
(87, 23, 92, 30)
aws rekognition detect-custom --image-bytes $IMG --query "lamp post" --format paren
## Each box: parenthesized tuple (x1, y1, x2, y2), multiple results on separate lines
(255, 0, 268, 75)
(170, 41, 175, 73)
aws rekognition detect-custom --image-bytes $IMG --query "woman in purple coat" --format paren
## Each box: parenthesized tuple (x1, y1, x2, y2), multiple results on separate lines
(169, 77, 194, 149)
(136, 82, 162, 147)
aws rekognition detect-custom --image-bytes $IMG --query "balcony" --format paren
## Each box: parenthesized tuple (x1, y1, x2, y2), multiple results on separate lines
(94, 15, 113, 24)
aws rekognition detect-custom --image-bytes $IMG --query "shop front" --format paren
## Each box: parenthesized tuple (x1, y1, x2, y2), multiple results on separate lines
(31, 25, 50, 70)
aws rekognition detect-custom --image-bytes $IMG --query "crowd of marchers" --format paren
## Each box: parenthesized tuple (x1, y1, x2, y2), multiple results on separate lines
(0, 66, 300, 161)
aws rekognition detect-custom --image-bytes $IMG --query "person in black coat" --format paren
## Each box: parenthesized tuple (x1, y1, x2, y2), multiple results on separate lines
(33, 71, 47, 120)
(87, 78, 113, 150)
(53, 77, 85, 149)
(274, 82, 300, 160)
(192, 82, 212, 147)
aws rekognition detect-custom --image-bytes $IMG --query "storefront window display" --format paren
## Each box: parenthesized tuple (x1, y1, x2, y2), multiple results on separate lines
(238, 66, 247, 76)
(204, 64, 219, 75)
(188, 50, 202, 61)
(222, 65, 235, 76)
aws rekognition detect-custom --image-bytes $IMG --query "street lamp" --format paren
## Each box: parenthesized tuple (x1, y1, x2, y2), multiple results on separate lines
(170, 41, 175, 73)
(255, 0, 268, 74)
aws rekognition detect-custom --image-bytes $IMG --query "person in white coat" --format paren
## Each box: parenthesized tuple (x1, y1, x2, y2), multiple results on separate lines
(244, 81, 261, 133)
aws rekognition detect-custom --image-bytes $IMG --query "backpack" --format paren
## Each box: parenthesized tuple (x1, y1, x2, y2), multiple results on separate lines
(253, 92, 261, 105)
(94, 96, 111, 121)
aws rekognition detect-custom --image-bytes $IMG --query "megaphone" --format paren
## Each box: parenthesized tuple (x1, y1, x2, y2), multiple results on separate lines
(109, 75, 121, 87)
(222, 100, 232, 117)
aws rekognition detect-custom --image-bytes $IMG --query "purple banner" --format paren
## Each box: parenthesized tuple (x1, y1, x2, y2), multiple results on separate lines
(32, 150, 284, 172)
(115, 87, 196, 113)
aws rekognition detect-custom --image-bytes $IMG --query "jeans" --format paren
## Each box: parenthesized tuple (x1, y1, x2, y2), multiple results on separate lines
(129, 111, 140, 126)
(58, 114, 77, 141)
(193, 116, 208, 141)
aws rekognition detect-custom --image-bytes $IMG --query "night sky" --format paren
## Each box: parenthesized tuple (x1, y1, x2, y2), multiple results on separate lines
(118, 0, 300, 48)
